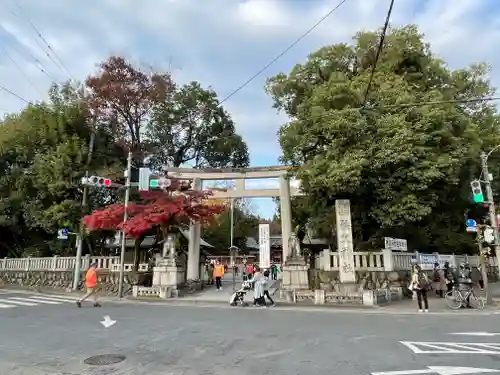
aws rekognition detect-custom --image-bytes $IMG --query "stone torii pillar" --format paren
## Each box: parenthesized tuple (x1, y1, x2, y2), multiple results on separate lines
(279, 174, 293, 263)
(186, 178, 202, 280)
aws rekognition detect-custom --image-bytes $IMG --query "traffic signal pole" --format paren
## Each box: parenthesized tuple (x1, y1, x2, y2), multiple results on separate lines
(72, 130, 95, 291)
(476, 225, 493, 305)
(118, 151, 133, 299)
(480, 151, 500, 275)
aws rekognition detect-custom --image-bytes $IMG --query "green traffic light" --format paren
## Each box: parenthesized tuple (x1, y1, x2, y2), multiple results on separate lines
(150, 179, 159, 188)
(473, 193, 484, 203)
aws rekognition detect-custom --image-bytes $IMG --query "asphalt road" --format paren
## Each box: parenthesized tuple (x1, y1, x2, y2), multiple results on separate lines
(2, 290, 500, 375)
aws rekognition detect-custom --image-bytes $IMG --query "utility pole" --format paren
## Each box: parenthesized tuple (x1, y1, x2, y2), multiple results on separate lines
(480, 151, 500, 274)
(476, 225, 492, 305)
(118, 151, 133, 299)
(72, 129, 95, 291)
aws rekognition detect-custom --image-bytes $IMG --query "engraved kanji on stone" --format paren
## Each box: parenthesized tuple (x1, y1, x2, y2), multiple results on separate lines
(342, 263, 354, 273)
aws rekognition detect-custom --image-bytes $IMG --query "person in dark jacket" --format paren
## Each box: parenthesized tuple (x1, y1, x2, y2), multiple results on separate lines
(458, 263, 473, 308)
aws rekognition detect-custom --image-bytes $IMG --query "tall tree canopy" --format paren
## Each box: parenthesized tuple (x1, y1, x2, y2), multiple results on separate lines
(0, 55, 250, 259)
(266, 25, 500, 253)
(0, 85, 125, 257)
(146, 81, 249, 169)
(85, 57, 249, 170)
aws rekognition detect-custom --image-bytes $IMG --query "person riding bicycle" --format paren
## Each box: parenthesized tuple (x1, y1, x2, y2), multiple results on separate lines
(458, 262, 473, 308)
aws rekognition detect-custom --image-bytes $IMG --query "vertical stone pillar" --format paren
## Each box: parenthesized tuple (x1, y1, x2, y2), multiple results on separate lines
(335, 199, 356, 284)
(382, 248, 394, 271)
(279, 174, 292, 263)
(187, 177, 202, 280)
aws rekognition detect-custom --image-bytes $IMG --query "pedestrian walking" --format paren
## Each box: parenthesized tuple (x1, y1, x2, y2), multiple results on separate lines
(432, 262, 446, 298)
(249, 266, 265, 307)
(247, 263, 254, 280)
(242, 264, 248, 281)
(271, 264, 278, 280)
(207, 262, 215, 285)
(411, 265, 429, 312)
(262, 270, 275, 306)
(76, 262, 101, 308)
(214, 261, 225, 291)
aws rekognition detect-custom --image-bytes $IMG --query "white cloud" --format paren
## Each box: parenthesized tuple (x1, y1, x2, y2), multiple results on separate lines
(1, 0, 500, 217)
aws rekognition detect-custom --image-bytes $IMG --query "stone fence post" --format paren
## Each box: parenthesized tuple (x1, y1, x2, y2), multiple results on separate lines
(83, 254, 91, 270)
(382, 248, 394, 271)
(25, 257, 31, 271)
(51, 256, 59, 271)
(321, 249, 331, 271)
(1, 257, 6, 270)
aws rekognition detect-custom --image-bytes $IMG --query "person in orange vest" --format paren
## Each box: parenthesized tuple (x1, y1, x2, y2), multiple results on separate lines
(213, 261, 225, 291)
(76, 262, 101, 308)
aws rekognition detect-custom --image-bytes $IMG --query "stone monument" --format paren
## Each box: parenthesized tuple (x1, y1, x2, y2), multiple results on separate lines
(153, 233, 185, 288)
(281, 232, 309, 290)
(335, 199, 357, 294)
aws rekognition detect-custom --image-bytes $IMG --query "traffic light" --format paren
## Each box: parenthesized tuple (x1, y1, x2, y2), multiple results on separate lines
(138, 167, 151, 192)
(470, 180, 484, 203)
(82, 176, 112, 187)
(149, 177, 171, 189)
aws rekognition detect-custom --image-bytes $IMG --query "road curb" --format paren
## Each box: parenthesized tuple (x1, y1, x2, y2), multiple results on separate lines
(112, 298, 500, 315)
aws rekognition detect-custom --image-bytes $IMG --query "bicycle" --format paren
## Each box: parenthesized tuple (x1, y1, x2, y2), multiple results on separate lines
(445, 285, 484, 310)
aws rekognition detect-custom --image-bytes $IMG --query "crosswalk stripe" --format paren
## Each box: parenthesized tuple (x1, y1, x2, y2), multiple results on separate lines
(0, 302, 15, 308)
(0, 299, 37, 306)
(28, 295, 77, 303)
(35, 294, 81, 302)
(9, 297, 61, 305)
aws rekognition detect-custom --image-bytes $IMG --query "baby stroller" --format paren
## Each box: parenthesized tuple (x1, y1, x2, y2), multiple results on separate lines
(229, 281, 252, 306)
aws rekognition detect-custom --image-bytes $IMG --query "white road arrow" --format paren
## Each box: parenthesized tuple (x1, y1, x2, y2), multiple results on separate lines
(100, 315, 116, 328)
(449, 332, 500, 337)
(372, 366, 500, 375)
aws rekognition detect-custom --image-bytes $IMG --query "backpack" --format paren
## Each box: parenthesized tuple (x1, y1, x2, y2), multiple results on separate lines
(417, 272, 428, 289)
(432, 270, 440, 282)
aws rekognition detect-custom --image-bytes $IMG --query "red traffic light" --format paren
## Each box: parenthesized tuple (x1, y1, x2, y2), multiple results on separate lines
(103, 179, 112, 187)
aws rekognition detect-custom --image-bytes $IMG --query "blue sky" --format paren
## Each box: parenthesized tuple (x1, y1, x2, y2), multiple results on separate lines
(1, 0, 500, 218)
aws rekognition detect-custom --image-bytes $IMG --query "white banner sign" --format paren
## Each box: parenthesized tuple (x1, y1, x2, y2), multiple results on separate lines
(384, 237, 408, 252)
(259, 224, 270, 269)
(419, 254, 455, 270)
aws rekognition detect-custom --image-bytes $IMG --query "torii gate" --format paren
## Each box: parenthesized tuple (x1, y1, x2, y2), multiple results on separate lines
(164, 166, 303, 280)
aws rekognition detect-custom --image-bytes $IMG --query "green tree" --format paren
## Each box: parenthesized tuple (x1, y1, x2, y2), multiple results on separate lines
(202, 200, 259, 254)
(266, 25, 500, 253)
(83, 57, 250, 268)
(0, 87, 125, 257)
(146, 81, 249, 169)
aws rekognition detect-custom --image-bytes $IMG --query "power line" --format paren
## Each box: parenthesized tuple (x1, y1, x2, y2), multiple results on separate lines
(0, 24, 57, 82)
(219, 0, 351, 105)
(362, 0, 395, 105)
(9, 0, 72, 80)
(0, 85, 31, 104)
(0, 46, 43, 96)
(185, 0, 351, 148)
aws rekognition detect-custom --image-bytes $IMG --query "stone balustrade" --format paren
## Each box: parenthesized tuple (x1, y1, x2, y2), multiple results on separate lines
(0, 255, 148, 273)
(316, 249, 493, 272)
(1, 251, 494, 275)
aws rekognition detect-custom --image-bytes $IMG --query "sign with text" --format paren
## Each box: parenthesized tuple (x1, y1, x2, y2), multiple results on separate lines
(418, 254, 456, 270)
(384, 237, 408, 251)
(258, 224, 270, 269)
(335, 199, 355, 283)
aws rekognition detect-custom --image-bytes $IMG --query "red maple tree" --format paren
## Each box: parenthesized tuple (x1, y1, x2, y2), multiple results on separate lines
(83, 189, 226, 238)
